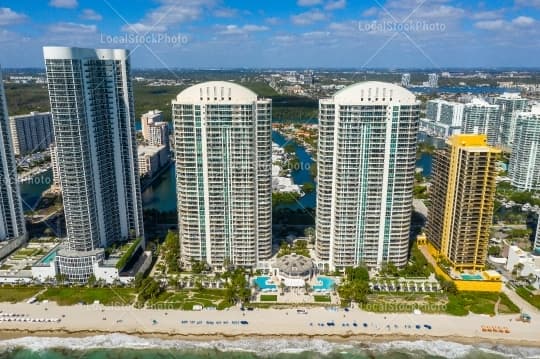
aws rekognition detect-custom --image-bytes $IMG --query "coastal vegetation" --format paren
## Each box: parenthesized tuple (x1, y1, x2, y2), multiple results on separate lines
(0, 286, 41, 303)
(516, 286, 540, 310)
(338, 266, 370, 306)
(277, 240, 310, 258)
(37, 287, 137, 306)
(272, 192, 301, 207)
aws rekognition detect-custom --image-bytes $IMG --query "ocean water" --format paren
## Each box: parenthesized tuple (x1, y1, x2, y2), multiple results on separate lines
(0, 335, 539, 359)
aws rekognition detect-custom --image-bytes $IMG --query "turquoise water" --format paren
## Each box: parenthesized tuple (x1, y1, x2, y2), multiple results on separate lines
(253, 276, 277, 291)
(39, 250, 57, 264)
(0, 335, 537, 358)
(272, 131, 316, 209)
(312, 276, 334, 291)
(19, 169, 53, 211)
(460, 274, 484, 281)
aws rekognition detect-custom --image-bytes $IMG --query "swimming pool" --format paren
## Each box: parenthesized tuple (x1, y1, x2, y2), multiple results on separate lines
(40, 250, 57, 265)
(312, 276, 335, 291)
(460, 273, 484, 280)
(253, 276, 277, 291)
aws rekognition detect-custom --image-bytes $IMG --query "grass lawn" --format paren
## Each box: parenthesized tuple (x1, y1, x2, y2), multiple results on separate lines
(313, 295, 331, 303)
(516, 287, 540, 310)
(446, 292, 520, 316)
(38, 287, 136, 306)
(147, 289, 233, 310)
(260, 294, 278, 302)
(0, 287, 42, 303)
(364, 293, 446, 314)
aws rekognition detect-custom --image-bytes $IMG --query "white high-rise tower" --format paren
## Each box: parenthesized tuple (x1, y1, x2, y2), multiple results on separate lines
(316, 81, 419, 270)
(173, 81, 272, 269)
(43, 47, 144, 282)
(509, 106, 540, 191)
(0, 68, 26, 243)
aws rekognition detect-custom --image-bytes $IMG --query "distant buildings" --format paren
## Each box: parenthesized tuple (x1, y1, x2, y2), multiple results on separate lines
(0, 67, 26, 243)
(461, 98, 501, 146)
(401, 73, 410, 87)
(141, 110, 169, 147)
(428, 73, 438, 88)
(495, 93, 528, 150)
(422, 99, 464, 138)
(43, 46, 144, 282)
(9, 112, 53, 156)
(509, 106, 540, 191)
(427, 134, 500, 271)
(172, 81, 272, 269)
(316, 81, 419, 270)
(138, 145, 168, 178)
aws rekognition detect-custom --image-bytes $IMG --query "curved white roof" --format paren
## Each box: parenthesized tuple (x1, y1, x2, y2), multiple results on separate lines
(43, 46, 129, 61)
(174, 81, 258, 104)
(329, 81, 416, 105)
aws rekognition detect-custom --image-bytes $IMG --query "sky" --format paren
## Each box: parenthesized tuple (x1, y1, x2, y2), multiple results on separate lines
(0, 0, 540, 69)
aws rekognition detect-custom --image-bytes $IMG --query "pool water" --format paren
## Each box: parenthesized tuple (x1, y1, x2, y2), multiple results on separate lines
(312, 276, 334, 291)
(460, 274, 484, 280)
(253, 276, 277, 291)
(40, 250, 57, 264)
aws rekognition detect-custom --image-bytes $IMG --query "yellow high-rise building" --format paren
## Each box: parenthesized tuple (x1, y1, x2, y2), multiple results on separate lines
(426, 134, 500, 271)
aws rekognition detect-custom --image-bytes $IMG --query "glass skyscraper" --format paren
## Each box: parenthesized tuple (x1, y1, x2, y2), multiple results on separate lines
(43, 47, 144, 282)
(509, 106, 540, 191)
(173, 81, 272, 269)
(316, 81, 419, 270)
(0, 67, 26, 243)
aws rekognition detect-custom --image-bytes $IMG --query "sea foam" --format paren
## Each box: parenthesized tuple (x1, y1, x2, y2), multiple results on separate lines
(0, 334, 539, 358)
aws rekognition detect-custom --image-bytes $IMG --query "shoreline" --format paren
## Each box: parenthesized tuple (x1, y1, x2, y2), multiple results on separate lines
(0, 302, 538, 349)
(0, 328, 539, 349)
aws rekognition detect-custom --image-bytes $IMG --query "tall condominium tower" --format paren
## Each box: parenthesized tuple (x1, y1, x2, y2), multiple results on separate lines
(426, 134, 499, 271)
(173, 81, 272, 269)
(0, 68, 26, 242)
(401, 73, 410, 87)
(43, 47, 144, 281)
(316, 81, 419, 270)
(509, 106, 540, 191)
(495, 93, 528, 150)
(461, 98, 500, 147)
(10, 112, 53, 156)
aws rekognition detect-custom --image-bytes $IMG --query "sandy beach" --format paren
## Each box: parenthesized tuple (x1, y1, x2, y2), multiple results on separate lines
(0, 302, 538, 347)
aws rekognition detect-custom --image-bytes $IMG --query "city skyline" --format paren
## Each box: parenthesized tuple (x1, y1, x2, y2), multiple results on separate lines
(0, 1, 539, 68)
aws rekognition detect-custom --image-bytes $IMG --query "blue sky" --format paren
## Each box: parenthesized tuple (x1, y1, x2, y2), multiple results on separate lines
(0, 0, 539, 68)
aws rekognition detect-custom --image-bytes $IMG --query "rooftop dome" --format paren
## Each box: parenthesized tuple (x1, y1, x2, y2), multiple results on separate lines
(331, 81, 416, 105)
(275, 253, 314, 278)
(174, 81, 258, 104)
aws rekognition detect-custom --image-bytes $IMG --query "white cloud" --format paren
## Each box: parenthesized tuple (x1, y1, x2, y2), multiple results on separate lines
(80, 9, 102, 21)
(325, 0, 346, 11)
(122, 0, 217, 33)
(48, 22, 96, 34)
(0, 8, 27, 26)
(362, 7, 378, 17)
(297, 0, 323, 6)
(515, 0, 540, 8)
(291, 10, 327, 25)
(218, 24, 269, 35)
(49, 0, 78, 9)
(265, 17, 280, 25)
(475, 16, 536, 31)
(213, 8, 238, 18)
(474, 19, 506, 30)
(512, 16, 535, 26)
(471, 10, 505, 20)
